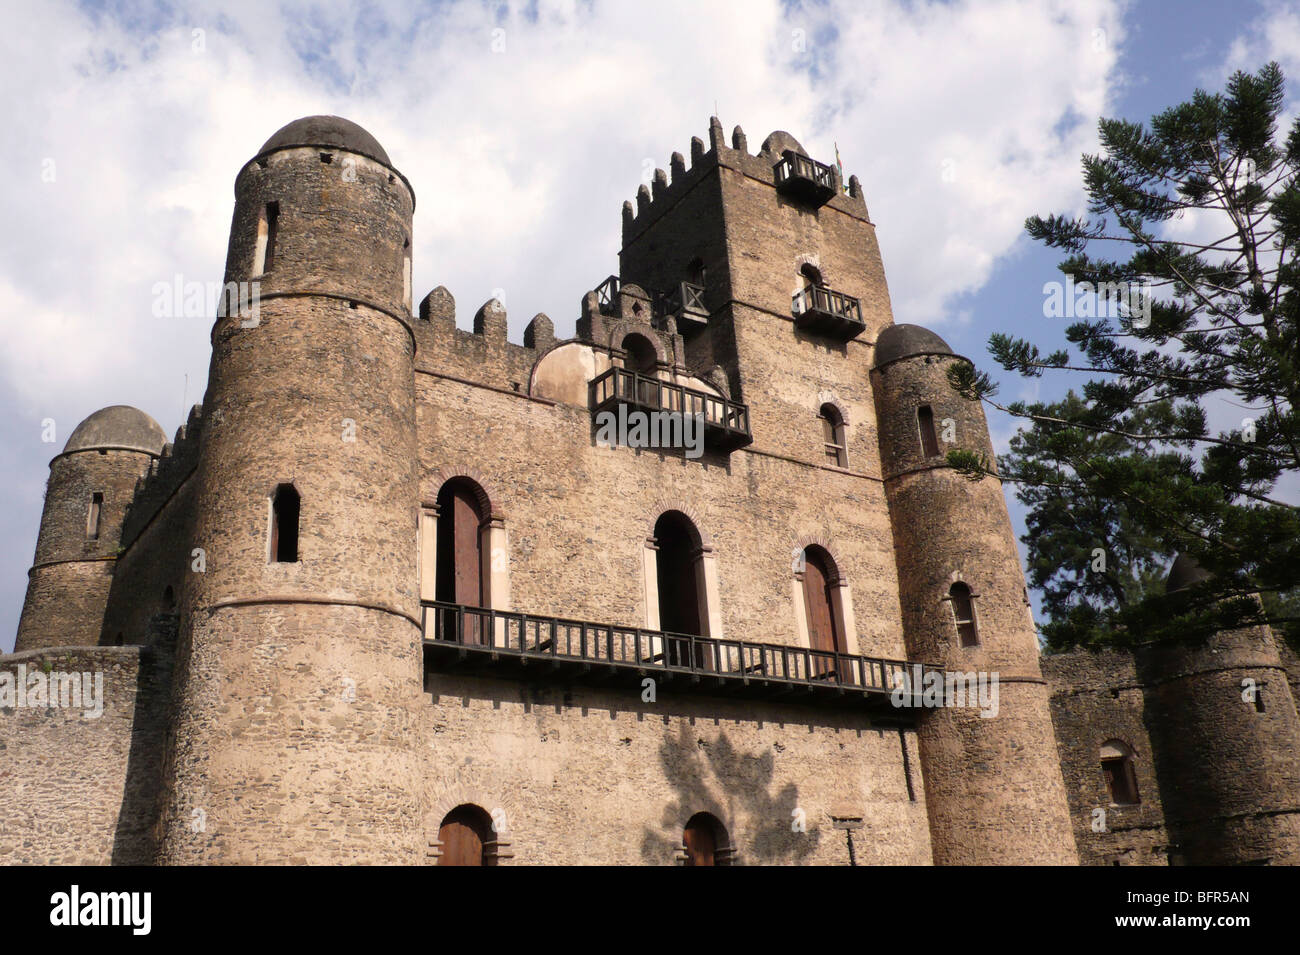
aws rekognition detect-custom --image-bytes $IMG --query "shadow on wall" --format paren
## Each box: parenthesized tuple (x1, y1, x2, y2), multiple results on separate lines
(641, 722, 822, 864)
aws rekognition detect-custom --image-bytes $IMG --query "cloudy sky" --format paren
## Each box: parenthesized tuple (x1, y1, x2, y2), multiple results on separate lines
(1, 0, 1295, 651)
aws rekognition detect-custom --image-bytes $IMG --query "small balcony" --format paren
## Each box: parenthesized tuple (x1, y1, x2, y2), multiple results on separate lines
(589, 367, 752, 452)
(792, 285, 865, 340)
(422, 601, 940, 716)
(664, 281, 709, 328)
(594, 274, 621, 316)
(773, 150, 837, 207)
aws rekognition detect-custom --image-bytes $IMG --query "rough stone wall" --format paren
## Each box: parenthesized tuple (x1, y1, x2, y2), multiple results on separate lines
(1135, 626, 1300, 865)
(1042, 649, 1172, 865)
(16, 447, 157, 652)
(156, 140, 426, 864)
(872, 352, 1078, 864)
(422, 674, 930, 864)
(0, 645, 172, 864)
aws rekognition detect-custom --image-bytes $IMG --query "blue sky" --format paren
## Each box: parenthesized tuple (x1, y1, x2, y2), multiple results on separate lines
(1, 0, 1296, 650)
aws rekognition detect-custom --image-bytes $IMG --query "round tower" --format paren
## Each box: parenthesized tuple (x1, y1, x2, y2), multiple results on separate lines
(15, 406, 166, 652)
(1135, 556, 1300, 864)
(871, 324, 1077, 864)
(157, 116, 424, 863)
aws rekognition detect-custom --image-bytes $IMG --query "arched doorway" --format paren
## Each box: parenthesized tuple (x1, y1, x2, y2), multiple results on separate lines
(682, 812, 730, 866)
(655, 511, 707, 668)
(436, 479, 486, 643)
(802, 546, 846, 679)
(437, 804, 495, 866)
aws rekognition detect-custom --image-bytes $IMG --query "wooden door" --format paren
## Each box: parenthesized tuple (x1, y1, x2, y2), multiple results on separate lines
(684, 820, 715, 866)
(803, 552, 841, 678)
(438, 807, 486, 866)
(437, 483, 485, 644)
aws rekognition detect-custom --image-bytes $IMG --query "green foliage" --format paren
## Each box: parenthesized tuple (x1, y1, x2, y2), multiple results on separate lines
(963, 63, 1300, 652)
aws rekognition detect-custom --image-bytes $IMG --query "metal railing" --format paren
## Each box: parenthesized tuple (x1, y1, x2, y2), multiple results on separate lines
(422, 601, 938, 700)
(589, 367, 750, 444)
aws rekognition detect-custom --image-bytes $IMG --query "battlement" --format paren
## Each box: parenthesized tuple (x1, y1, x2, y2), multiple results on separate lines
(120, 403, 204, 548)
(620, 117, 870, 247)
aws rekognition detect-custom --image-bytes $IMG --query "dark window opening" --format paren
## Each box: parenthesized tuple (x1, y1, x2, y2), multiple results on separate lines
(800, 262, 824, 288)
(918, 405, 940, 458)
(438, 804, 495, 866)
(270, 484, 299, 563)
(435, 480, 487, 643)
(319, 152, 333, 164)
(263, 201, 280, 272)
(655, 511, 706, 667)
(687, 257, 707, 288)
(683, 812, 730, 866)
(163, 585, 176, 610)
(949, 581, 978, 646)
(86, 492, 103, 540)
(1255, 688, 1266, 713)
(819, 403, 847, 467)
(1101, 741, 1140, 806)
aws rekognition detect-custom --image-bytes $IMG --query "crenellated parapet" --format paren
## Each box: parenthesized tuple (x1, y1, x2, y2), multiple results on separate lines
(620, 116, 870, 249)
(119, 403, 204, 549)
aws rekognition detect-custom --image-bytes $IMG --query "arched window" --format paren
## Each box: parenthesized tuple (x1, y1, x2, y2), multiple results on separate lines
(948, 581, 978, 647)
(654, 511, 707, 667)
(683, 812, 731, 866)
(819, 404, 847, 467)
(623, 333, 658, 376)
(436, 480, 487, 643)
(270, 484, 300, 563)
(437, 804, 495, 866)
(1100, 740, 1140, 806)
(799, 262, 824, 288)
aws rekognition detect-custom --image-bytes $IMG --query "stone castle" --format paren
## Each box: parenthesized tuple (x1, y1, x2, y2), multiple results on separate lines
(4, 115, 1299, 865)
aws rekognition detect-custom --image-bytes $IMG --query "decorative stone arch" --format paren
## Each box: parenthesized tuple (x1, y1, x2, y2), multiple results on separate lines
(426, 787, 516, 865)
(816, 393, 850, 426)
(606, 320, 669, 368)
(674, 808, 739, 866)
(420, 468, 510, 620)
(791, 534, 858, 656)
(794, 252, 828, 291)
(642, 503, 722, 639)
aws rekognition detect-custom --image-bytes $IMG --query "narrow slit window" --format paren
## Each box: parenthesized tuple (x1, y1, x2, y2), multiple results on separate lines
(86, 492, 103, 540)
(918, 405, 940, 458)
(257, 201, 280, 274)
(270, 484, 300, 563)
(949, 581, 978, 647)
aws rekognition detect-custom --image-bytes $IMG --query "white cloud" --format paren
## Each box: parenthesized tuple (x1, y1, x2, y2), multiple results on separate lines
(0, 0, 1132, 646)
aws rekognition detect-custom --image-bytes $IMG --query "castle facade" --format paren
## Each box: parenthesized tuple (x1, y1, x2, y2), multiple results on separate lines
(5, 116, 1298, 865)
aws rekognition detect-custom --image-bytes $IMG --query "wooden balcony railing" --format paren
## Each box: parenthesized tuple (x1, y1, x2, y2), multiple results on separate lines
(664, 281, 708, 327)
(422, 601, 940, 715)
(791, 285, 865, 340)
(773, 150, 838, 206)
(594, 274, 621, 315)
(589, 367, 752, 451)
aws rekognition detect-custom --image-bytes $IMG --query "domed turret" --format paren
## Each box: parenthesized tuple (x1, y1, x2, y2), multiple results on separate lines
(14, 406, 164, 652)
(158, 117, 424, 863)
(258, 115, 391, 165)
(871, 321, 1077, 864)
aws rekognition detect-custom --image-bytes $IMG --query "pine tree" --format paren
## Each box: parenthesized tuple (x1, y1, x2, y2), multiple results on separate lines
(948, 63, 1300, 651)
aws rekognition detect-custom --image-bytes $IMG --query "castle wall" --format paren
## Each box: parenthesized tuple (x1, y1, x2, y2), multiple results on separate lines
(1042, 649, 1172, 865)
(0, 645, 172, 864)
(420, 675, 930, 864)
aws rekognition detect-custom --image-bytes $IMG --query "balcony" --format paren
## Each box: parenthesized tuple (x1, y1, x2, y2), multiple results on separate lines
(589, 367, 752, 452)
(663, 281, 709, 328)
(792, 285, 865, 340)
(422, 601, 940, 717)
(594, 274, 620, 316)
(773, 150, 837, 207)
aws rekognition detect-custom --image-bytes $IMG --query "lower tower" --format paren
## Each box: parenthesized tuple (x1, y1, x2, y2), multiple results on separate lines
(156, 116, 424, 863)
(872, 324, 1077, 864)
(15, 406, 167, 651)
